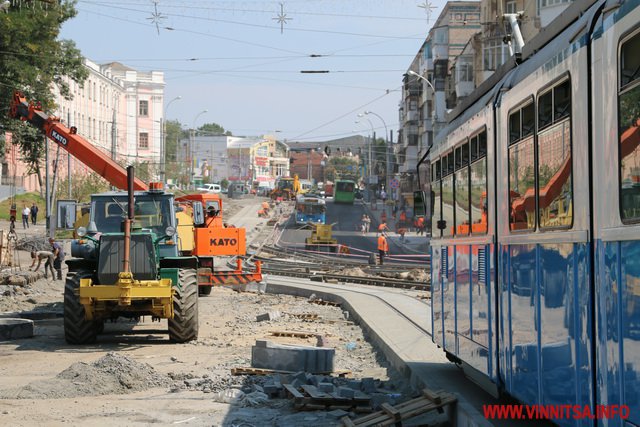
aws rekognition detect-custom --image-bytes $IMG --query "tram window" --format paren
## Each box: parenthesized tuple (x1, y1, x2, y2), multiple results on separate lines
(508, 136, 536, 231)
(619, 32, 640, 221)
(461, 142, 470, 165)
(455, 164, 470, 235)
(471, 135, 479, 162)
(442, 175, 454, 237)
(509, 110, 521, 144)
(522, 103, 535, 137)
(538, 120, 572, 228)
(435, 159, 441, 180)
(448, 152, 455, 174)
(441, 155, 448, 176)
(432, 179, 442, 238)
(539, 91, 553, 129)
(470, 157, 488, 234)
(455, 146, 463, 170)
(554, 81, 571, 121)
(479, 131, 487, 156)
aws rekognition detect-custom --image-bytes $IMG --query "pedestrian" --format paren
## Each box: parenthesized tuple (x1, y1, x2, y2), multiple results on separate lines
(360, 214, 367, 235)
(22, 204, 30, 229)
(30, 203, 39, 225)
(49, 237, 65, 280)
(377, 233, 388, 265)
(397, 227, 407, 243)
(380, 189, 387, 204)
(399, 210, 407, 228)
(30, 250, 55, 279)
(364, 215, 371, 233)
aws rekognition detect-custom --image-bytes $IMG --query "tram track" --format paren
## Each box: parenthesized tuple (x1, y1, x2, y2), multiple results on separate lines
(267, 275, 432, 339)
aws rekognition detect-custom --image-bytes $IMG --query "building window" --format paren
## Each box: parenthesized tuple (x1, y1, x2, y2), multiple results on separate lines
(506, 0, 517, 13)
(538, 79, 572, 228)
(139, 100, 149, 117)
(483, 39, 510, 72)
(139, 132, 149, 149)
(508, 101, 536, 231)
(619, 31, 640, 221)
(457, 62, 474, 83)
(539, 0, 570, 8)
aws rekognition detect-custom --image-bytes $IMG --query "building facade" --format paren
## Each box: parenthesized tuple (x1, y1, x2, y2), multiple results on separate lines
(2, 59, 164, 193)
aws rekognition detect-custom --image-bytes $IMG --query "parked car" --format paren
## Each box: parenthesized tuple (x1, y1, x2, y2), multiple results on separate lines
(197, 183, 222, 193)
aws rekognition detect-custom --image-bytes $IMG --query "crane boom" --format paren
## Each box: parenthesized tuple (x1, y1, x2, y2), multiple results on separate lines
(8, 91, 148, 192)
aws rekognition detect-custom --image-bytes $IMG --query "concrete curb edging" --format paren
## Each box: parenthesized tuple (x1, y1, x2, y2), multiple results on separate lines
(0, 318, 34, 340)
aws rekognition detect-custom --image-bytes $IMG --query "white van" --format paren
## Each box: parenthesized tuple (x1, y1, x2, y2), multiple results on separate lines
(197, 183, 221, 193)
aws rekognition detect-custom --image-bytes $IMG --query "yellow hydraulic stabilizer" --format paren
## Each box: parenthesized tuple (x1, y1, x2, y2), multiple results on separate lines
(78, 272, 174, 320)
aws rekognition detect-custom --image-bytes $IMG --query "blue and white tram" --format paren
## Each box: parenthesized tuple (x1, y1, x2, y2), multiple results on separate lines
(417, 0, 640, 425)
(294, 194, 326, 225)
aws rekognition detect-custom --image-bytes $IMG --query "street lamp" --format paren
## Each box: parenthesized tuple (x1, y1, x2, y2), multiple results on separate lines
(355, 118, 375, 202)
(407, 70, 435, 92)
(190, 109, 208, 188)
(161, 95, 181, 183)
(363, 110, 389, 199)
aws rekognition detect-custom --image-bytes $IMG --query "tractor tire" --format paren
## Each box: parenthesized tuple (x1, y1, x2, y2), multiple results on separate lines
(199, 285, 212, 296)
(168, 269, 199, 343)
(64, 270, 97, 344)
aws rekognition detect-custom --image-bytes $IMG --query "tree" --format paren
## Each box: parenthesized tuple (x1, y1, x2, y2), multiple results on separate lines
(56, 171, 110, 203)
(324, 156, 359, 182)
(0, 1, 88, 181)
(199, 123, 232, 136)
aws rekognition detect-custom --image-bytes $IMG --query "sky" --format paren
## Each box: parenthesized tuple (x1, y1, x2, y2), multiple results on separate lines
(59, 0, 444, 143)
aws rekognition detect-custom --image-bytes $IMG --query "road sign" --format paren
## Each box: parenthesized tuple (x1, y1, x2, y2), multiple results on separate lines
(390, 178, 399, 189)
(368, 176, 378, 184)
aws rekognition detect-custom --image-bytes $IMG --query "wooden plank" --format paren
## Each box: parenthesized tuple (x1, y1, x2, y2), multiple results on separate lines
(341, 416, 357, 427)
(380, 402, 401, 421)
(301, 384, 333, 400)
(269, 330, 316, 338)
(283, 384, 305, 400)
(422, 388, 442, 404)
(231, 367, 293, 376)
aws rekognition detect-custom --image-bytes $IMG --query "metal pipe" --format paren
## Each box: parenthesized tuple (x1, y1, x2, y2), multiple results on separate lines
(123, 166, 135, 273)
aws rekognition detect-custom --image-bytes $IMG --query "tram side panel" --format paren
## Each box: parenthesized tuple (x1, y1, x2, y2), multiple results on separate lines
(591, 3, 640, 426)
(429, 105, 498, 381)
(495, 13, 595, 422)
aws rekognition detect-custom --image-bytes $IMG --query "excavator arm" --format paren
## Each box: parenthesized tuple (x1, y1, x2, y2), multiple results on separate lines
(8, 91, 148, 191)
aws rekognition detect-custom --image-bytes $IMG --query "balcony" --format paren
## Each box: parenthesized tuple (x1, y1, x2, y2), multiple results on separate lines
(406, 110, 419, 123)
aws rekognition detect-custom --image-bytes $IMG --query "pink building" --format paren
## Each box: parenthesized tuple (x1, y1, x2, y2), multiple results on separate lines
(2, 59, 165, 193)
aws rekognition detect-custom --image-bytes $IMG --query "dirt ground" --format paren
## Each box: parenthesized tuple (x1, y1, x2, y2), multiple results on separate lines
(0, 196, 409, 427)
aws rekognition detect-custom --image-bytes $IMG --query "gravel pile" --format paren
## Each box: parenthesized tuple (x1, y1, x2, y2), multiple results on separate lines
(0, 352, 172, 399)
(15, 237, 51, 252)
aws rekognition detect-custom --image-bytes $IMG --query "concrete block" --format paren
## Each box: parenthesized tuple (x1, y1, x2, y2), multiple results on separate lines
(251, 341, 335, 373)
(255, 340, 269, 348)
(361, 377, 376, 393)
(337, 386, 355, 399)
(293, 371, 308, 383)
(256, 311, 281, 322)
(346, 380, 362, 390)
(318, 382, 335, 393)
(328, 409, 350, 418)
(263, 383, 281, 395)
(290, 378, 304, 389)
(0, 318, 34, 340)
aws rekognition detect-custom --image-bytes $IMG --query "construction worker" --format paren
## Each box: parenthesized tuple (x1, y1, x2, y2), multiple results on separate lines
(377, 221, 388, 236)
(377, 233, 389, 265)
(261, 201, 270, 213)
(30, 250, 55, 279)
(399, 210, 407, 228)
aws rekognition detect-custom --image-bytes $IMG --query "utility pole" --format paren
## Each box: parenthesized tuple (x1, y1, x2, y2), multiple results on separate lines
(67, 111, 71, 198)
(111, 108, 117, 161)
(44, 135, 50, 236)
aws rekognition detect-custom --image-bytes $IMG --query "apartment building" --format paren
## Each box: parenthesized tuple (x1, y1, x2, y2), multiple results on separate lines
(3, 59, 164, 193)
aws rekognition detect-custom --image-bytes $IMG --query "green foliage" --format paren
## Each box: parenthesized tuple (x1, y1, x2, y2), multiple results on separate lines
(55, 172, 110, 203)
(164, 120, 183, 163)
(199, 123, 232, 136)
(325, 156, 359, 182)
(220, 179, 229, 189)
(0, 1, 88, 177)
(0, 192, 45, 221)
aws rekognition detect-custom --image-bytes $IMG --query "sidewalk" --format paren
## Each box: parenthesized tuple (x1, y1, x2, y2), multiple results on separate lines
(361, 200, 429, 254)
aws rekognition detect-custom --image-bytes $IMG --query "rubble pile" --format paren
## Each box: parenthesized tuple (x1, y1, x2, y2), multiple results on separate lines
(0, 352, 172, 399)
(15, 236, 50, 252)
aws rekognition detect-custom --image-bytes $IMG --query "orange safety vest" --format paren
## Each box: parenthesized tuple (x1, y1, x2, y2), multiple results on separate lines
(400, 212, 407, 221)
(378, 223, 387, 232)
(377, 235, 388, 251)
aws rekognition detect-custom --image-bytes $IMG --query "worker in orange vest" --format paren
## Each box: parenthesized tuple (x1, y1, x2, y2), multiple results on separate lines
(261, 201, 270, 212)
(377, 221, 388, 236)
(399, 210, 407, 227)
(377, 233, 389, 265)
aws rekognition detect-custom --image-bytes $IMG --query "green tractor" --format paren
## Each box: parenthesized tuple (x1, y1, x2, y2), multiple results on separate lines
(65, 168, 201, 344)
